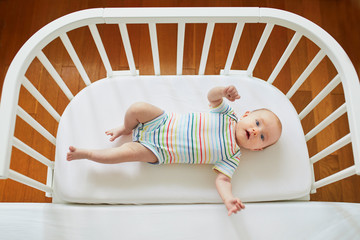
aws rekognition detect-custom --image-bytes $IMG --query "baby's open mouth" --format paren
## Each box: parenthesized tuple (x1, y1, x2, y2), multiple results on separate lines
(245, 130, 250, 139)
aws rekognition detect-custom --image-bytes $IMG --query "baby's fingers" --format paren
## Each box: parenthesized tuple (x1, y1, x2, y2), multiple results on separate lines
(105, 130, 113, 136)
(227, 95, 241, 102)
(225, 86, 240, 101)
(225, 85, 237, 94)
(236, 198, 245, 209)
(228, 205, 240, 216)
(228, 208, 235, 216)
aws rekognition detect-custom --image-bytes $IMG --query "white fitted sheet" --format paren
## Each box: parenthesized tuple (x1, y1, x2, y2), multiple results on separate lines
(1, 202, 360, 240)
(54, 75, 311, 203)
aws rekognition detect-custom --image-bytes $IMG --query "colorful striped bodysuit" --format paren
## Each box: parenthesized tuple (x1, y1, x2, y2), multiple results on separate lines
(132, 101, 241, 178)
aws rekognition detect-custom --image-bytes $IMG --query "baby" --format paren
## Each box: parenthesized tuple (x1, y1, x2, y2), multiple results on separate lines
(67, 85, 282, 216)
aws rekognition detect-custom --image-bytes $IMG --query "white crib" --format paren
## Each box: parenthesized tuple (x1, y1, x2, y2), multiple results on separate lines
(0, 7, 360, 239)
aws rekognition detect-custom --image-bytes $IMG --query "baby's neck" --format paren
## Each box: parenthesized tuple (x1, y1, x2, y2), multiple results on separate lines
(234, 123, 242, 148)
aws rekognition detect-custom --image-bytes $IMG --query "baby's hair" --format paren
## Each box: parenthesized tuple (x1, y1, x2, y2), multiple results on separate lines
(252, 108, 282, 147)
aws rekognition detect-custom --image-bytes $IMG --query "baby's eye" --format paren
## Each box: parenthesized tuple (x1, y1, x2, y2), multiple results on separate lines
(256, 120, 260, 126)
(261, 134, 264, 141)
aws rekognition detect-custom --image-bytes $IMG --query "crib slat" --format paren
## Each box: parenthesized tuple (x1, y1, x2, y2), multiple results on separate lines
(247, 23, 274, 76)
(12, 137, 54, 168)
(149, 23, 161, 75)
(60, 33, 91, 86)
(223, 22, 245, 75)
(286, 50, 326, 99)
(267, 32, 302, 84)
(300, 75, 341, 120)
(88, 24, 113, 77)
(118, 23, 137, 76)
(8, 169, 53, 194)
(16, 106, 56, 145)
(176, 22, 186, 75)
(199, 22, 215, 75)
(22, 77, 61, 122)
(312, 166, 356, 190)
(305, 103, 346, 142)
(37, 51, 74, 101)
(46, 166, 53, 197)
(310, 133, 351, 164)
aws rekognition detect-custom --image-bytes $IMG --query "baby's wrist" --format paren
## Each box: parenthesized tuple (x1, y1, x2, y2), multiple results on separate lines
(220, 87, 228, 97)
(223, 196, 235, 203)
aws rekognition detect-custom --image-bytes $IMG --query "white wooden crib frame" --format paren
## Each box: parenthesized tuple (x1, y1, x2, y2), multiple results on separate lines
(0, 7, 359, 199)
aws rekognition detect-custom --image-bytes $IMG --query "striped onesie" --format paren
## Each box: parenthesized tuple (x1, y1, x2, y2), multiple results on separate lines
(132, 101, 241, 178)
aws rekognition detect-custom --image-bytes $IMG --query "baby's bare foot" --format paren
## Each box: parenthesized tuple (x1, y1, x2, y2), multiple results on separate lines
(105, 125, 132, 142)
(67, 146, 91, 161)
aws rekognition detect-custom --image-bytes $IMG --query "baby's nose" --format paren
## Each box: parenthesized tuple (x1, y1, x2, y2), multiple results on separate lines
(252, 128, 259, 136)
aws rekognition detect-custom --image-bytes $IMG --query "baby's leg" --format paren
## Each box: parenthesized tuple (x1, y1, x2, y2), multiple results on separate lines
(67, 142, 158, 164)
(106, 102, 164, 142)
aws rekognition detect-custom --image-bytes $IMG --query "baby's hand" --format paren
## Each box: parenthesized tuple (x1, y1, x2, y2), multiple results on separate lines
(224, 85, 241, 102)
(225, 197, 245, 216)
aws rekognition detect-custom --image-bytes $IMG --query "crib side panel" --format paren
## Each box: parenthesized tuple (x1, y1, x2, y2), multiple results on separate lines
(260, 8, 360, 173)
(258, 8, 360, 191)
(103, 7, 260, 77)
(0, 9, 105, 189)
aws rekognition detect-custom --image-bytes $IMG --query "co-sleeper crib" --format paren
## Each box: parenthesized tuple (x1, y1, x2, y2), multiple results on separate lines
(0, 7, 360, 239)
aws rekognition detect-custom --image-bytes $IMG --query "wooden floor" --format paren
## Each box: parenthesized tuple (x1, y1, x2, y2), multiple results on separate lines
(0, 0, 359, 203)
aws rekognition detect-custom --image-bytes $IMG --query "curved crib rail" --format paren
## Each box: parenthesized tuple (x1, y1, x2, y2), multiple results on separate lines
(0, 7, 359, 196)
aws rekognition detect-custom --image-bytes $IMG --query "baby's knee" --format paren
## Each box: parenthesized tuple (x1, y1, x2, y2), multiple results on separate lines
(127, 102, 163, 123)
(128, 102, 148, 115)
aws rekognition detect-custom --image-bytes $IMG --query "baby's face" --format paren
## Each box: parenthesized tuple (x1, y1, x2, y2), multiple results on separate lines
(235, 109, 282, 151)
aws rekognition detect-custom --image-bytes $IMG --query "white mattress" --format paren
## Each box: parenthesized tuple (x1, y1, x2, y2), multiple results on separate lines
(1, 202, 360, 240)
(54, 75, 311, 203)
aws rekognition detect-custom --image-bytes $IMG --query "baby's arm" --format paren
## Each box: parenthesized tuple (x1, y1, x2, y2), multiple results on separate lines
(207, 85, 240, 108)
(215, 170, 245, 216)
